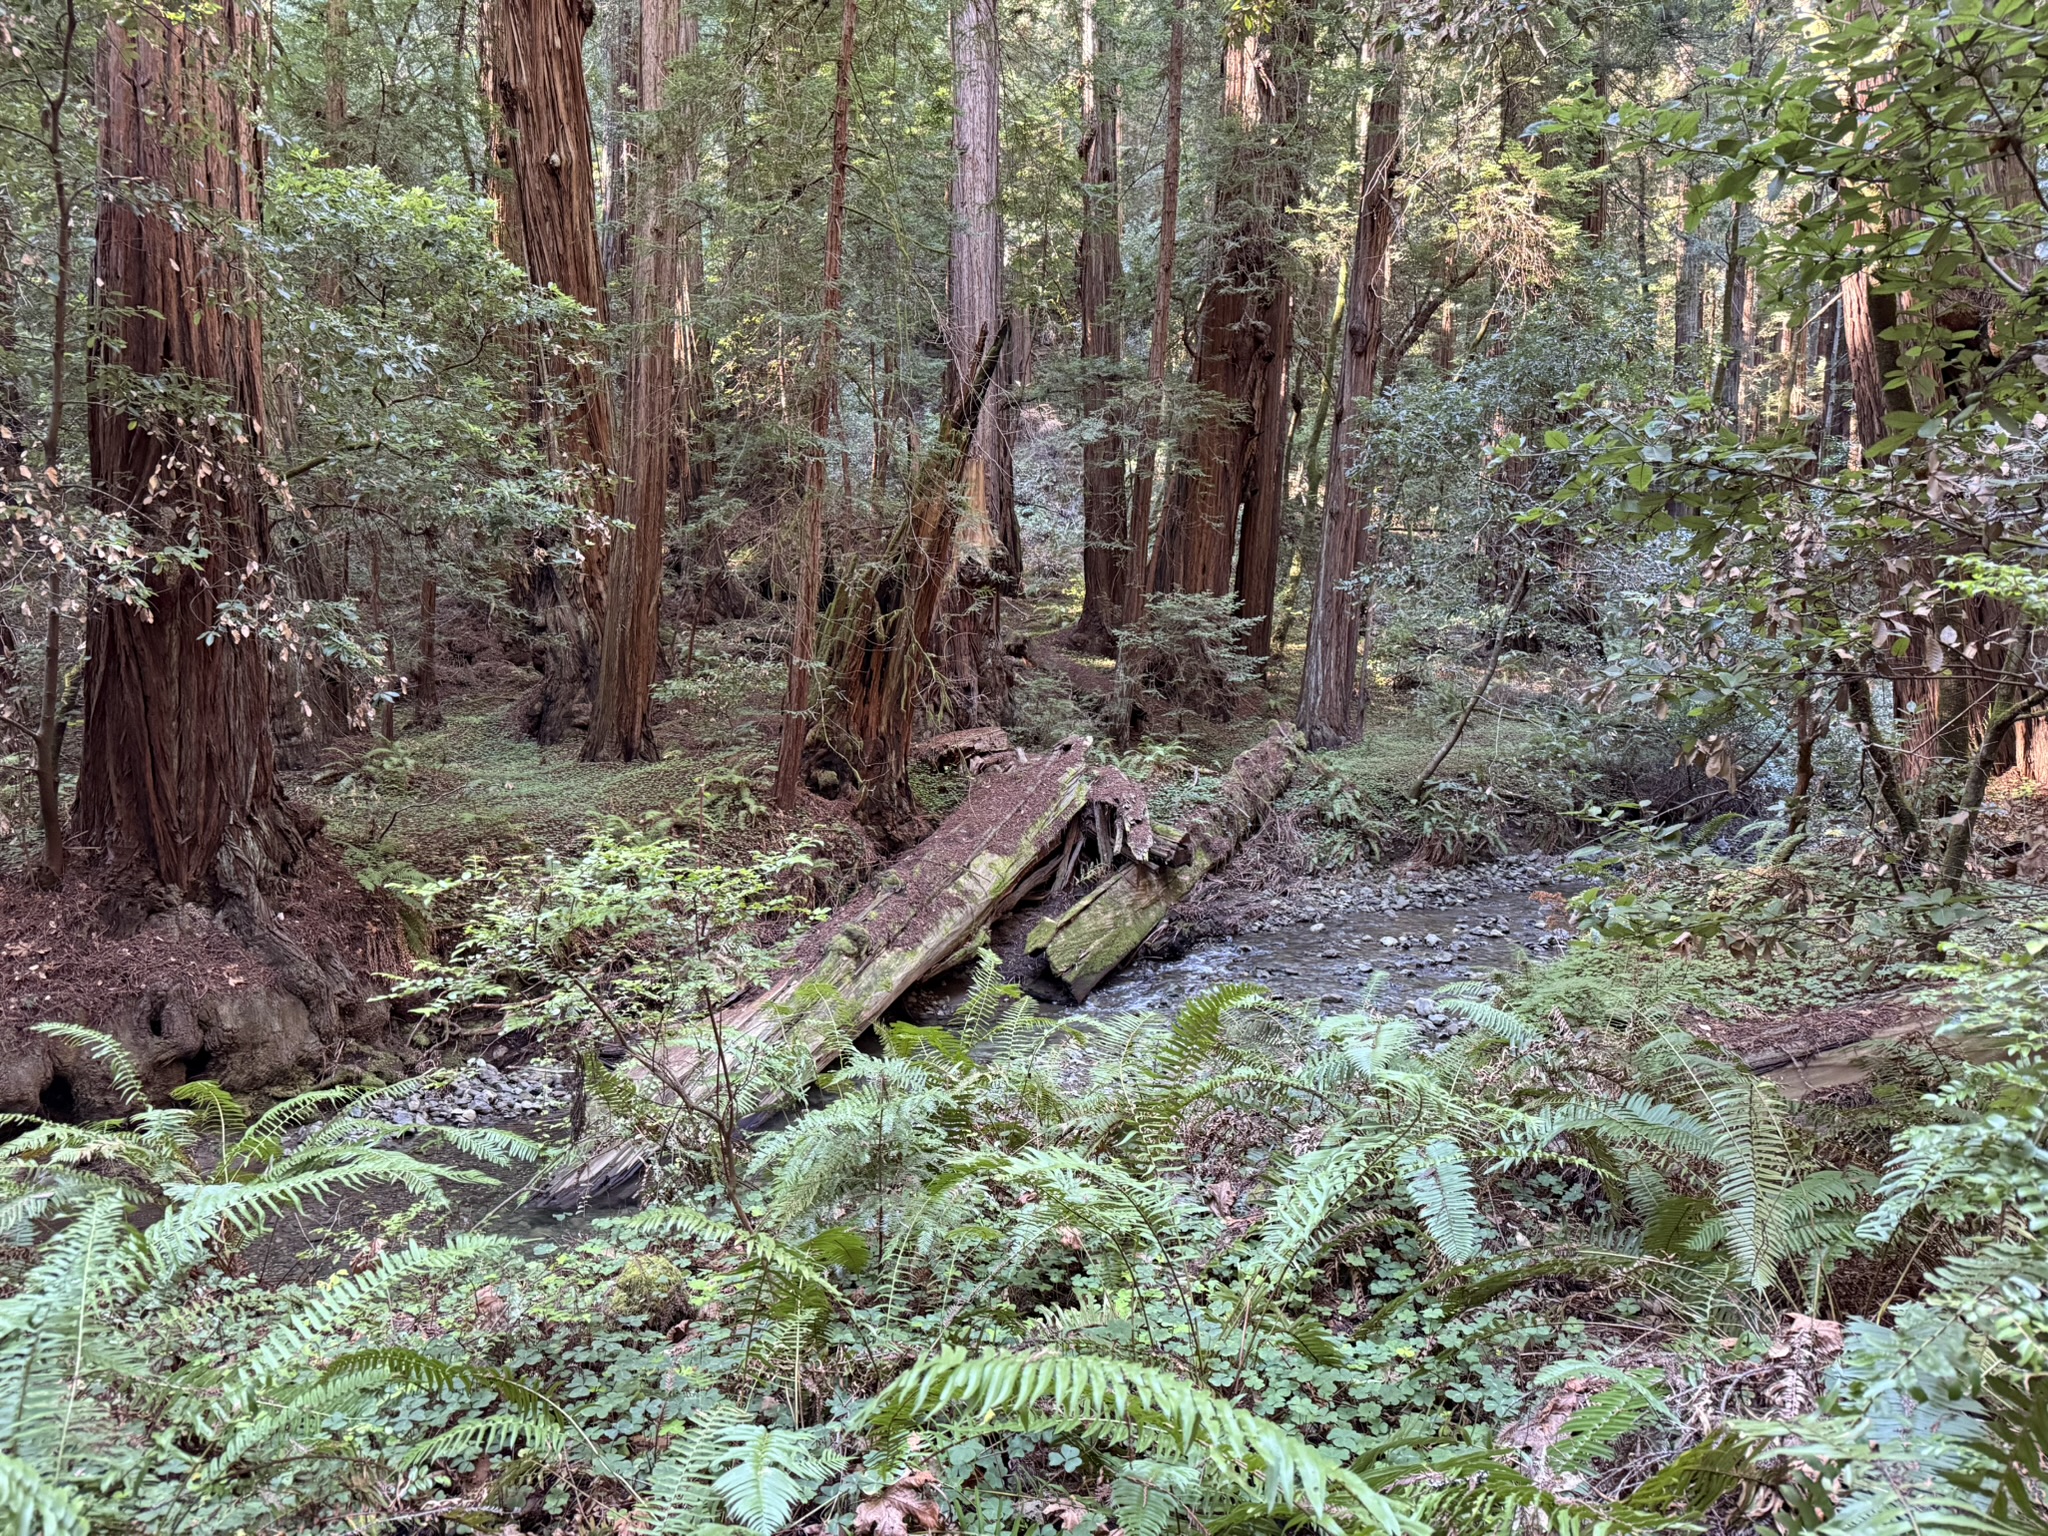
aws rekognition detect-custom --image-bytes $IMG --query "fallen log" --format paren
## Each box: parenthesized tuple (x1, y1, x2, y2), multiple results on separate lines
(542, 736, 1094, 1204)
(1026, 722, 1300, 1001)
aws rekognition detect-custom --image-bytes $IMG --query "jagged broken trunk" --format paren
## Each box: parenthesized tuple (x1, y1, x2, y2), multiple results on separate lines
(815, 324, 1010, 848)
(1027, 723, 1298, 998)
(545, 724, 1298, 1204)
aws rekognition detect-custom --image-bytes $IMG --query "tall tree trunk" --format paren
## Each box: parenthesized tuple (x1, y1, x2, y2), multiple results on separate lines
(1122, 0, 1183, 627)
(1581, 62, 1609, 244)
(771, 0, 857, 807)
(586, 0, 694, 761)
(1072, 0, 1125, 652)
(1713, 205, 1752, 421)
(488, 0, 615, 743)
(1148, 2, 1305, 661)
(937, 0, 1015, 726)
(75, 1, 308, 911)
(1296, 35, 1400, 750)
(325, 0, 349, 155)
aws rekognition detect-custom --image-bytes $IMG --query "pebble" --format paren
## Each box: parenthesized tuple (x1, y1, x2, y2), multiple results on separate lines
(348, 1059, 573, 1130)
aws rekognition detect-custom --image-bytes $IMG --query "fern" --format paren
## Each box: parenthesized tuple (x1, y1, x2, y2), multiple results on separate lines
(1397, 1136, 1489, 1263)
(860, 1347, 1420, 1533)
(707, 1424, 845, 1534)
(0, 1450, 88, 1536)
(30, 1023, 146, 1113)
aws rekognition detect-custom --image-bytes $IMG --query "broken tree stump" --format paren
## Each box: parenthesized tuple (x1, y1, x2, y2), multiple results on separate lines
(1025, 722, 1300, 1001)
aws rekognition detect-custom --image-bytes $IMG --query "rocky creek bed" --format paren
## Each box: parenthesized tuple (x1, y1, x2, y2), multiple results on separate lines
(259, 854, 1579, 1275)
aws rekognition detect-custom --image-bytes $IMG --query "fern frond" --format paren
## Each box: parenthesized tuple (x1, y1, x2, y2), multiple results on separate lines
(31, 1023, 147, 1112)
(708, 1424, 846, 1535)
(0, 1450, 89, 1536)
(860, 1347, 1420, 1534)
(1397, 1137, 1489, 1264)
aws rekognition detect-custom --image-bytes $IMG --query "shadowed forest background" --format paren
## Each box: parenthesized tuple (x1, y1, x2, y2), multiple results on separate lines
(3, 0, 2048, 1528)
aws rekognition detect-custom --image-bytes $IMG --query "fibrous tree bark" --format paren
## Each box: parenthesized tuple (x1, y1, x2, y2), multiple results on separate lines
(1121, 0, 1184, 625)
(820, 324, 1010, 847)
(587, 0, 695, 761)
(76, 0, 307, 911)
(1072, 0, 1125, 651)
(771, 0, 857, 807)
(1296, 35, 1401, 750)
(487, 0, 615, 743)
(939, 0, 1016, 725)
(1148, 2, 1305, 660)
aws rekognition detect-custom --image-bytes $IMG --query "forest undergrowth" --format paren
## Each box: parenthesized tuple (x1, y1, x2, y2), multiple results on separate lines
(7, 819, 2048, 1534)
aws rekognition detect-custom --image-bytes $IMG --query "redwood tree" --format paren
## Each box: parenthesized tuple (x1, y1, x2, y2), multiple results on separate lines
(75, 1, 306, 909)
(771, 0, 858, 808)
(1072, 0, 1125, 651)
(587, 0, 693, 761)
(1147, 4, 1305, 659)
(1122, 0, 1184, 624)
(937, 0, 1015, 725)
(488, 0, 615, 743)
(1297, 35, 1401, 749)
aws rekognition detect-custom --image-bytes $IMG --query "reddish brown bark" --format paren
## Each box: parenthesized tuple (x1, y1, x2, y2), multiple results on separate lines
(938, 0, 1015, 724)
(772, 0, 857, 808)
(1148, 4, 1305, 659)
(488, 0, 615, 742)
(1296, 36, 1401, 750)
(1122, 0, 1184, 627)
(822, 325, 1010, 847)
(75, 2, 306, 906)
(1072, 0, 1125, 652)
(587, 0, 694, 761)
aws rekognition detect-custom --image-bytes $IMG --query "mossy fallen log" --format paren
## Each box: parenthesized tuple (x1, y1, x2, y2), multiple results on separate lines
(542, 737, 1094, 1204)
(1025, 722, 1300, 1001)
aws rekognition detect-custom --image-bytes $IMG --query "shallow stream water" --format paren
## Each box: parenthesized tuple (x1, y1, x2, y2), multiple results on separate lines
(899, 850, 1576, 1027)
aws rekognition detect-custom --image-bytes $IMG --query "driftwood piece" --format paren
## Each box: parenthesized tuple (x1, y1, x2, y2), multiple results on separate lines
(542, 737, 1094, 1203)
(1026, 723, 1299, 1001)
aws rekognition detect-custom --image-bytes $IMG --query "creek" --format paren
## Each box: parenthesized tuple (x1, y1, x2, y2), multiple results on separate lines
(252, 853, 1577, 1278)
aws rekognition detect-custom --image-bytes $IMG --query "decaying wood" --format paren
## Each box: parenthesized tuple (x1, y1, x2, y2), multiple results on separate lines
(1026, 722, 1299, 1000)
(544, 738, 1093, 1203)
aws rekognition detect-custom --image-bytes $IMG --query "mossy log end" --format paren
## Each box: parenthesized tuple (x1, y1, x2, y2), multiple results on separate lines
(1026, 721, 1299, 1000)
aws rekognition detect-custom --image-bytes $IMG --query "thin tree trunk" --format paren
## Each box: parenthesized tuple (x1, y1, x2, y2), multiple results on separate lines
(1714, 205, 1750, 420)
(76, 0, 307, 908)
(771, 0, 857, 807)
(1121, 0, 1183, 627)
(416, 557, 441, 726)
(1073, 0, 1125, 652)
(7, 6, 78, 883)
(587, 0, 693, 761)
(325, 0, 349, 155)
(489, 0, 616, 743)
(1297, 35, 1400, 750)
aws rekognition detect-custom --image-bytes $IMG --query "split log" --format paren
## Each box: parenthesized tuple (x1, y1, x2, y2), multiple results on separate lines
(542, 736, 1093, 1203)
(1026, 722, 1299, 1000)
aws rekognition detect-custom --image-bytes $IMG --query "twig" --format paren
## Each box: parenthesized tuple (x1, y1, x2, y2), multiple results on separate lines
(1411, 566, 1530, 801)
